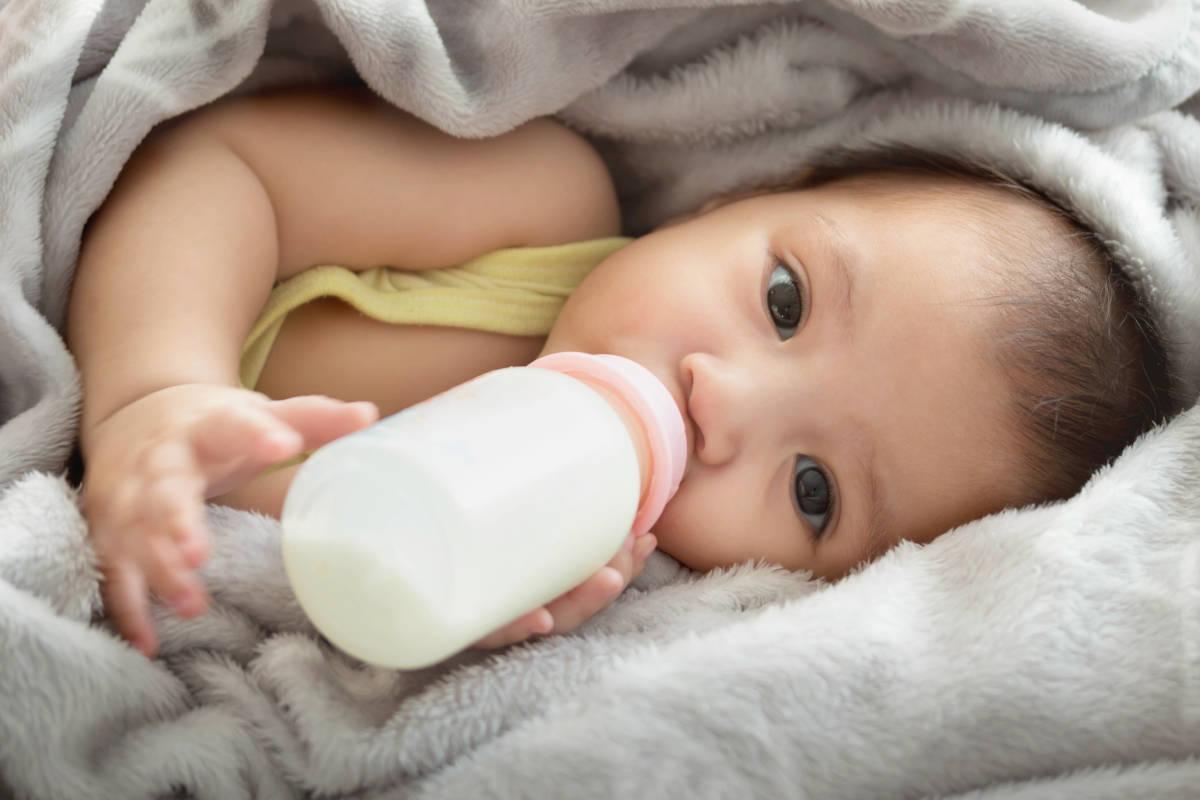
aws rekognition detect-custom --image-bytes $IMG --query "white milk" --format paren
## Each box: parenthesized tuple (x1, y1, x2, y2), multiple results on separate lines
(281, 356, 685, 669)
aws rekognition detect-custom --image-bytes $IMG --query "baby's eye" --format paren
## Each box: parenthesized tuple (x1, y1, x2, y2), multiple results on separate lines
(793, 456, 833, 538)
(766, 262, 804, 340)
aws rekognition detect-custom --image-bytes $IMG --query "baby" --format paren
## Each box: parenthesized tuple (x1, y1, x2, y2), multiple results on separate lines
(67, 87, 1169, 658)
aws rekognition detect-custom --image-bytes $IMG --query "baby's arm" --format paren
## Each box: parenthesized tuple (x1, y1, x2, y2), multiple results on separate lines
(72, 87, 617, 433)
(68, 88, 619, 655)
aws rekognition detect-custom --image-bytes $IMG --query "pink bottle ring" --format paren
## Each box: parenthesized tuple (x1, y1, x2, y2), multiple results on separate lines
(530, 352, 687, 536)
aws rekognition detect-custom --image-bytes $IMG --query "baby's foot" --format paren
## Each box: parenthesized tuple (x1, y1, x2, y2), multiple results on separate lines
(80, 384, 377, 656)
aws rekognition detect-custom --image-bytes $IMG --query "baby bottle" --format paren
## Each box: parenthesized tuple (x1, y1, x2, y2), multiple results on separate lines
(279, 352, 687, 669)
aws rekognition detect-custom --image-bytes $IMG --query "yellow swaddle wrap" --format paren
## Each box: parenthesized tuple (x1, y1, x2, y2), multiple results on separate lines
(240, 237, 632, 390)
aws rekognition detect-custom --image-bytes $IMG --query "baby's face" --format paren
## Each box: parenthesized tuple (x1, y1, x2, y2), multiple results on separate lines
(540, 175, 1030, 579)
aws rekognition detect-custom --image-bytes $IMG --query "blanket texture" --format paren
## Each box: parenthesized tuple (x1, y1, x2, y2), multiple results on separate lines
(2, 1, 1199, 798)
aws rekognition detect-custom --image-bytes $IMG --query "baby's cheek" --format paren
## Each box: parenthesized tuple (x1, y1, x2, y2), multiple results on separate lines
(654, 477, 811, 572)
(650, 487, 733, 572)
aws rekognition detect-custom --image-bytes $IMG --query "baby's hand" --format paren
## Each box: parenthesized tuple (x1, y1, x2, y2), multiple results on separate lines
(81, 384, 378, 657)
(473, 532, 657, 650)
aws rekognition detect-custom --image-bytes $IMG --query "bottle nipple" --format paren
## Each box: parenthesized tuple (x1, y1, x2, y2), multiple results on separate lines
(530, 352, 687, 535)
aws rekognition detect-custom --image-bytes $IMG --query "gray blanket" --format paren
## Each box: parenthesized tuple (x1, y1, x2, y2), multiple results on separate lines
(1, 1, 1199, 798)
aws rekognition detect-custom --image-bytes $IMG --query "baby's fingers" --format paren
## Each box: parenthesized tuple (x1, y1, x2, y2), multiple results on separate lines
(473, 534, 658, 649)
(142, 534, 208, 619)
(631, 533, 657, 577)
(190, 403, 303, 467)
(102, 559, 157, 657)
(266, 396, 379, 449)
(139, 442, 209, 567)
(473, 607, 554, 650)
(541, 567, 625, 635)
(544, 534, 657, 635)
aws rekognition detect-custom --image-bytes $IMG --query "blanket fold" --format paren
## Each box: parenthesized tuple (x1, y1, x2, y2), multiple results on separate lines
(2, 1, 1199, 798)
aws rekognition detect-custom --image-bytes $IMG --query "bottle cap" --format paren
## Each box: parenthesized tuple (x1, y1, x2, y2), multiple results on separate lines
(530, 352, 687, 536)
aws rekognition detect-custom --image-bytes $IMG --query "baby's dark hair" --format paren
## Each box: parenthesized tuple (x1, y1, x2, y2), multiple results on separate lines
(750, 150, 1174, 508)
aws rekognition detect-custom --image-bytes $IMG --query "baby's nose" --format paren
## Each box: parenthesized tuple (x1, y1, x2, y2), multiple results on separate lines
(680, 352, 755, 467)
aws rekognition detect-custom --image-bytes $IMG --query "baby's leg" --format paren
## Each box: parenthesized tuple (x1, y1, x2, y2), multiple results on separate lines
(70, 132, 277, 437)
(212, 462, 301, 519)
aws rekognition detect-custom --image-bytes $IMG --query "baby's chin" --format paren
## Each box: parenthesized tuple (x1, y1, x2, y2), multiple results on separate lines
(647, 509, 708, 571)
(646, 529, 689, 569)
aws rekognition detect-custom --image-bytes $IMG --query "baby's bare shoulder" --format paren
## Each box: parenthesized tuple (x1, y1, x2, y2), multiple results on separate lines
(145, 85, 620, 270)
(180, 85, 611, 196)
(168, 84, 381, 129)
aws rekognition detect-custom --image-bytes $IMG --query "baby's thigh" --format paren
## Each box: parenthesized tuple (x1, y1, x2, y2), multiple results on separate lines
(211, 462, 300, 519)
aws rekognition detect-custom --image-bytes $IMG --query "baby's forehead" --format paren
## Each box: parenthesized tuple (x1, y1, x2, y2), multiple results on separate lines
(794, 167, 1113, 332)
(812, 167, 1073, 233)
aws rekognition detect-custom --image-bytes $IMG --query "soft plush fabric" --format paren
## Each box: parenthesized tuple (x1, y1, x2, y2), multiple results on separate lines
(1, 1, 1198, 798)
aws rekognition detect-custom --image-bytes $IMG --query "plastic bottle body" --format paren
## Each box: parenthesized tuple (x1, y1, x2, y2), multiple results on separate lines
(281, 366, 644, 669)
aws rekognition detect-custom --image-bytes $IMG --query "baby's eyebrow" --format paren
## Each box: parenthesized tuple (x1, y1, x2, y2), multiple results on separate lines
(812, 213, 858, 336)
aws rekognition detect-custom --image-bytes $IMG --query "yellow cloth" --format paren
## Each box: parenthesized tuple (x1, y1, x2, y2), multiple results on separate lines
(239, 237, 632, 390)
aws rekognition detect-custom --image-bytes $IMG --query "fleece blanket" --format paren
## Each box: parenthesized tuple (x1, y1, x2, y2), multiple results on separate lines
(1, 1, 1199, 798)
